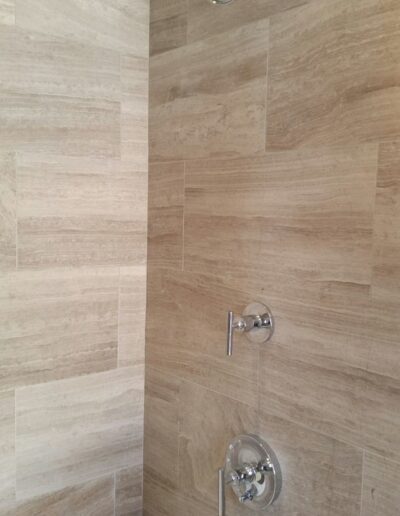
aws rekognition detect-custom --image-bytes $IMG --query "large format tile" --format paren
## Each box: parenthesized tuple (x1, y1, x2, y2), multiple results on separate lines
(17, 154, 146, 268)
(0, 268, 118, 391)
(148, 162, 184, 270)
(361, 453, 400, 516)
(15, 0, 149, 56)
(0, 93, 119, 157)
(146, 269, 260, 407)
(0, 152, 16, 271)
(184, 145, 377, 292)
(0, 0, 14, 25)
(116, 466, 143, 516)
(0, 475, 115, 516)
(150, 0, 186, 56)
(150, 19, 269, 161)
(119, 266, 147, 367)
(267, 0, 400, 149)
(258, 411, 362, 516)
(0, 391, 15, 504)
(16, 366, 144, 499)
(0, 26, 120, 100)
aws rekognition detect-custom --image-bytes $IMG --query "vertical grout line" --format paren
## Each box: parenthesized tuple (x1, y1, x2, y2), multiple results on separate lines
(182, 161, 186, 272)
(359, 450, 366, 516)
(264, 18, 271, 152)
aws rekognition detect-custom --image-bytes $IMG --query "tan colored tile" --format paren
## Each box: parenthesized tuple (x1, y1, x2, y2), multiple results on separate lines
(187, 0, 306, 42)
(16, 366, 144, 499)
(0, 475, 115, 515)
(149, 19, 269, 161)
(143, 475, 180, 516)
(150, 0, 186, 56)
(119, 266, 146, 367)
(0, 0, 14, 25)
(373, 142, 400, 301)
(184, 145, 377, 291)
(146, 269, 260, 407)
(116, 466, 143, 516)
(0, 26, 120, 100)
(17, 154, 146, 268)
(267, 0, 400, 149)
(144, 367, 180, 491)
(148, 162, 184, 270)
(15, 0, 149, 56)
(0, 391, 15, 504)
(0, 93, 119, 158)
(258, 411, 362, 516)
(0, 268, 118, 391)
(0, 152, 16, 271)
(361, 453, 400, 516)
(178, 383, 258, 516)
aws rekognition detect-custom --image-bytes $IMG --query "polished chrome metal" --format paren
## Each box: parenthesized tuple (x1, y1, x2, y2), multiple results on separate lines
(218, 468, 225, 516)
(210, 0, 234, 4)
(226, 303, 274, 356)
(219, 434, 282, 512)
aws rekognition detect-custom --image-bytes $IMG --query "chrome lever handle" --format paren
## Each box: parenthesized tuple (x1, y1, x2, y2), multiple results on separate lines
(218, 468, 225, 516)
(227, 311, 234, 356)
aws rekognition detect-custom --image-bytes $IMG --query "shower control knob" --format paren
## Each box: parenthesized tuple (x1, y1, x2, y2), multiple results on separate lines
(226, 302, 274, 356)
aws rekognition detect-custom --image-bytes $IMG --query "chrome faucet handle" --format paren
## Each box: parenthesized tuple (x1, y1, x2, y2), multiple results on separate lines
(226, 303, 274, 357)
(218, 468, 225, 516)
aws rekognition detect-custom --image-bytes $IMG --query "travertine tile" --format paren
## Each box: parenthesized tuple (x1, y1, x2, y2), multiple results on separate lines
(150, 19, 269, 161)
(178, 383, 258, 516)
(267, 0, 400, 149)
(116, 466, 143, 516)
(258, 411, 362, 516)
(144, 367, 180, 491)
(0, 391, 15, 503)
(0, 475, 115, 515)
(148, 162, 184, 270)
(0, 0, 14, 25)
(361, 453, 400, 516)
(16, 0, 149, 56)
(187, 0, 307, 42)
(119, 266, 147, 367)
(143, 477, 180, 516)
(150, 0, 186, 56)
(146, 269, 260, 407)
(0, 152, 16, 271)
(16, 366, 144, 499)
(0, 93, 119, 158)
(121, 55, 149, 98)
(184, 145, 377, 291)
(17, 154, 146, 268)
(0, 26, 120, 100)
(0, 268, 118, 391)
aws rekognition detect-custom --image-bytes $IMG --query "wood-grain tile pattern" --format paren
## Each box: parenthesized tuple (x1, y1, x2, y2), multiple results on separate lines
(0, 152, 16, 271)
(116, 466, 144, 516)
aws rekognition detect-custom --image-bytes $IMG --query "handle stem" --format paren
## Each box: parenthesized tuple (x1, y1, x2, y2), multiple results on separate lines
(218, 468, 225, 516)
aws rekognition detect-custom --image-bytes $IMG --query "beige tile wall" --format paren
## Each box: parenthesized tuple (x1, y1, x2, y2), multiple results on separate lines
(0, 0, 148, 514)
(145, 0, 400, 515)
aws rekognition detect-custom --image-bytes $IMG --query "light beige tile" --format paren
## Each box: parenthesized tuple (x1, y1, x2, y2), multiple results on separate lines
(17, 154, 146, 268)
(0, 0, 14, 25)
(361, 453, 400, 516)
(0, 390, 15, 504)
(146, 269, 260, 407)
(184, 145, 377, 291)
(144, 367, 180, 491)
(0, 268, 118, 391)
(267, 0, 400, 149)
(0, 93, 120, 158)
(178, 383, 258, 516)
(148, 162, 184, 270)
(187, 0, 307, 42)
(0, 475, 115, 516)
(116, 466, 143, 516)
(16, 366, 144, 499)
(0, 152, 16, 271)
(150, 19, 269, 161)
(121, 55, 149, 98)
(15, 0, 149, 56)
(119, 266, 146, 367)
(150, 0, 186, 56)
(0, 26, 120, 100)
(258, 411, 363, 516)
